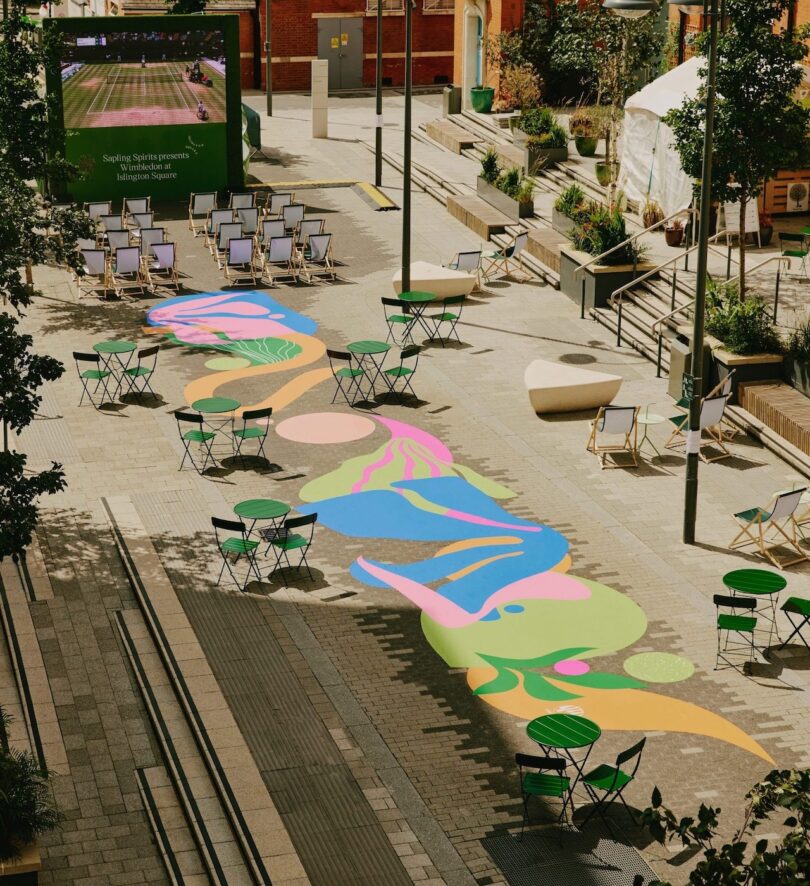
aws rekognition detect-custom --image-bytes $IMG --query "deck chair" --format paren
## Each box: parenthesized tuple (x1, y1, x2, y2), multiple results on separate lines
(258, 219, 285, 250)
(382, 345, 420, 401)
(175, 411, 217, 474)
(282, 203, 305, 233)
(110, 246, 145, 298)
(77, 236, 97, 252)
(74, 352, 114, 407)
(214, 222, 243, 268)
(267, 513, 317, 580)
(105, 230, 130, 253)
(778, 597, 810, 651)
(229, 192, 255, 210)
(212, 517, 261, 592)
(85, 201, 111, 220)
(261, 236, 297, 283)
(78, 248, 109, 297)
(224, 236, 258, 284)
(236, 206, 260, 236)
(298, 233, 335, 282)
(99, 214, 125, 238)
(143, 242, 179, 291)
(130, 211, 154, 236)
(714, 594, 758, 671)
(482, 231, 529, 280)
(515, 754, 572, 840)
(327, 349, 366, 407)
(427, 295, 465, 346)
(729, 488, 808, 568)
(445, 249, 482, 291)
(124, 197, 150, 221)
(780, 232, 809, 278)
(665, 394, 730, 462)
(295, 217, 325, 246)
(121, 346, 159, 399)
(580, 738, 646, 830)
(266, 191, 294, 216)
(586, 406, 639, 469)
(675, 370, 737, 439)
(205, 208, 235, 249)
(232, 407, 273, 462)
(381, 297, 413, 344)
(139, 227, 165, 258)
(188, 191, 217, 236)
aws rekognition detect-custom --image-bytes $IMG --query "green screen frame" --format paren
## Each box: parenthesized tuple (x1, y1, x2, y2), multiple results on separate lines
(44, 14, 243, 196)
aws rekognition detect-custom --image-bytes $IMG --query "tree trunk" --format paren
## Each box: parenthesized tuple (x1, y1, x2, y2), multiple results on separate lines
(738, 190, 747, 300)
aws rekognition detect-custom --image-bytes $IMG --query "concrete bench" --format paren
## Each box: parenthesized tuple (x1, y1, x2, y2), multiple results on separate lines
(527, 228, 568, 275)
(525, 359, 623, 414)
(447, 194, 510, 240)
(425, 119, 482, 154)
(393, 261, 476, 297)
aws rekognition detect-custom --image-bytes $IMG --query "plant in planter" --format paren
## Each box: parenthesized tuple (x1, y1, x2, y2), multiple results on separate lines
(514, 107, 568, 167)
(480, 147, 500, 185)
(705, 278, 782, 356)
(568, 107, 598, 157)
(554, 183, 586, 220)
(569, 204, 646, 266)
(784, 311, 810, 396)
(0, 708, 60, 866)
(497, 166, 522, 199)
(664, 217, 685, 248)
(759, 210, 773, 247)
(495, 63, 542, 113)
(642, 198, 664, 230)
(477, 158, 534, 219)
(470, 83, 495, 113)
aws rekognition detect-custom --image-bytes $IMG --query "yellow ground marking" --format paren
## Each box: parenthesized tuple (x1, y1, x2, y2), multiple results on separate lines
(435, 537, 522, 557)
(446, 551, 522, 582)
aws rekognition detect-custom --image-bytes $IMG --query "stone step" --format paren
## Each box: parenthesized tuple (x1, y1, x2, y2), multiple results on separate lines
(447, 194, 511, 241)
(740, 382, 810, 458)
(424, 119, 482, 154)
(527, 227, 568, 276)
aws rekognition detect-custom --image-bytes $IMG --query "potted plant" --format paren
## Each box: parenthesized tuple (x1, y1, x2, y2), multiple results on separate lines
(470, 83, 495, 114)
(784, 311, 810, 398)
(513, 108, 569, 166)
(568, 107, 598, 157)
(552, 183, 587, 235)
(641, 198, 664, 230)
(480, 146, 500, 185)
(0, 709, 59, 883)
(759, 210, 774, 248)
(476, 156, 534, 220)
(664, 217, 685, 248)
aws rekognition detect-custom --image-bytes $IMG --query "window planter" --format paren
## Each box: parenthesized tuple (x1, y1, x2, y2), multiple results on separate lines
(559, 246, 656, 310)
(470, 87, 494, 114)
(476, 177, 533, 221)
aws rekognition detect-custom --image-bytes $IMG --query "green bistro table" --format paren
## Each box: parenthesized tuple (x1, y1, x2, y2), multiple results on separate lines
(347, 340, 391, 400)
(93, 340, 137, 398)
(527, 713, 601, 800)
(723, 568, 787, 652)
(192, 396, 241, 447)
(398, 290, 438, 340)
(233, 498, 290, 546)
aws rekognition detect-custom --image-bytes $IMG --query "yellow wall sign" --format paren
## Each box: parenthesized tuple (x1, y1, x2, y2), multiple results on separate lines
(341, 33, 348, 46)
(330, 36, 339, 49)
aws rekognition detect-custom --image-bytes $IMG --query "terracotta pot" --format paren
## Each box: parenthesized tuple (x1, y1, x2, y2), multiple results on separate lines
(665, 227, 684, 248)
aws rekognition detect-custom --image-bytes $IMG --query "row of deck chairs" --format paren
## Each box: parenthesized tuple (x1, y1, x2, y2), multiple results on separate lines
(77, 243, 178, 298)
(188, 190, 301, 237)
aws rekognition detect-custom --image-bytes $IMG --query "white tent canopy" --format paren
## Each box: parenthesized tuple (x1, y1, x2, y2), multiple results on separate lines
(618, 57, 703, 217)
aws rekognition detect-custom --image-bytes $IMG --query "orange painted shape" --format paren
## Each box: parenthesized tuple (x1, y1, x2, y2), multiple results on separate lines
(435, 536, 522, 556)
(446, 551, 522, 582)
(551, 554, 572, 574)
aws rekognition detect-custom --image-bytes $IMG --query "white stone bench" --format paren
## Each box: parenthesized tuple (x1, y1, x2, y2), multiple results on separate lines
(524, 359, 623, 414)
(392, 261, 476, 297)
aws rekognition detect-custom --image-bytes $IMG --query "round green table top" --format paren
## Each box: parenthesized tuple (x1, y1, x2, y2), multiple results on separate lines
(192, 396, 241, 414)
(398, 290, 437, 304)
(93, 340, 137, 355)
(527, 714, 601, 750)
(234, 498, 290, 521)
(347, 340, 390, 356)
(723, 569, 787, 596)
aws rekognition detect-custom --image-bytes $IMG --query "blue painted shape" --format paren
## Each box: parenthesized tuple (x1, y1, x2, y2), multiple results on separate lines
(505, 604, 524, 613)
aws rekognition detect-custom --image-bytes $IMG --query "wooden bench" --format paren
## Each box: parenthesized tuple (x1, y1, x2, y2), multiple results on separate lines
(447, 194, 511, 240)
(425, 119, 482, 154)
(494, 143, 526, 172)
(740, 381, 810, 456)
(527, 227, 568, 275)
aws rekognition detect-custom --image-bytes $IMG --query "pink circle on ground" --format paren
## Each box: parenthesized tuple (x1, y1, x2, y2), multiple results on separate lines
(553, 660, 590, 676)
(276, 412, 377, 445)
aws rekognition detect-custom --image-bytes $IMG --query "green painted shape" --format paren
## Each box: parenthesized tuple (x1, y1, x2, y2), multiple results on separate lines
(398, 291, 436, 303)
(233, 498, 289, 520)
(522, 671, 580, 701)
(94, 340, 136, 354)
(205, 356, 252, 371)
(422, 576, 647, 669)
(527, 713, 601, 749)
(472, 667, 519, 696)
(623, 652, 694, 684)
(169, 331, 301, 367)
(347, 340, 391, 356)
(551, 672, 645, 690)
(723, 569, 787, 596)
(192, 396, 240, 413)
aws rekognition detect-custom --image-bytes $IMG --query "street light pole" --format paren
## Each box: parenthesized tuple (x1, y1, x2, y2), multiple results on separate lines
(375, 0, 383, 187)
(264, 0, 272, 116)
(401, 0, 413, 292)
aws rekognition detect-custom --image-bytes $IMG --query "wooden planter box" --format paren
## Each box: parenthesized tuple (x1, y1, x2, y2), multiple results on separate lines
(559, 246, 656, 310)
(0, 843, 41, 885)
(710, 339, 784, 404)
(476, 177, 533, 221)
(784, 356, 810, 400)
(551, 207, 575, 236)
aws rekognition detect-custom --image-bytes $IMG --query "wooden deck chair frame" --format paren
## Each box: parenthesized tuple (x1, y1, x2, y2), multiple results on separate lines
(729, 488, 808, 568)
(224, 236, 258, 284)
(205, 209, 235, 249)
(78, 248, 110, 298)
(282, 203, 305, 233)
(214, 222, 243, 268)
(482, 232, 529, 280)
(258, 219, 285, 252)
(228, 192, 255, 210)
(261, 236, 297, 283)
(236, 206, 260, 236)
(143, 242, 179, 291)
(110, 246, 145, 298)
(124, 197, 150, 221)
(266, 191, 294, 216)
(295, 217, 325, 247)
(139, 227, 166, 259)
(298, 233, 335, 282)
(665, 394, 730, 463)
(445, 249, 482, 291)
(85, 201, 111, 220)
(189, 192, 217, 236)
(675, 369, 738, 440)
(105, 230, 131, 253)
(586, 406, 640, 469)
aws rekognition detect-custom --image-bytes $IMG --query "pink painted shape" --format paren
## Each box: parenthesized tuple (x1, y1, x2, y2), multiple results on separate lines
(276, 413, 376, 445)
(554, 660, 590, 676)
(150, 295, 294, 344)
(400, 439, 417, 482)
(374, 416, 454, 463)
(352, 440, 397, 493)
(444, 508, 541, 533)
(356, 558, 590, 628)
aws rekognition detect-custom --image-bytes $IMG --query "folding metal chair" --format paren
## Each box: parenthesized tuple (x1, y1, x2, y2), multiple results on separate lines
(236, 206, 260, 236)
(85, 201, 112, 220)
(105, 231, 130, 253)
(445, 249, 482, 291)
(266, 191, 293, 217)
(74, 352, 114, 408)
(515, 754, 572, 840)
(78, 248, 110, 297)
(282, 203, 305, 234)
(143, 242, 179, 291)
(232, 407, 272, 461)
(139, 227, 166, 259)
(778, 597, 810, 651)
(586, 406, 640, 469)
(579, 738, 646, 831)
(729, 488, 808, 568)
(261, 235, 297, 283)
(212, 517, 261, 592)
(780, 232, 810, 279)
(381, 297, 413, 344)
(205, 209, 235, 249)
(124, 197, 150, 222)
(229, 192, 256, 210)
(714, 594, 758, 671)
(427, 295, 464, 346)
(121, 346, 159, 399)
(327, 349, 366, 407)
(188, 191, 217, 236)
(482, 231, 529, 280)
(381, 345, 420, 402)
(665, 394, 730, 462)
(224, 236, 258, 284)
(267, 513, 317, 580)
(110, 246, 145, 298)
(175, 411, 217, 474)
(298, 233, 335, 282)
(214, 222, 243, 268)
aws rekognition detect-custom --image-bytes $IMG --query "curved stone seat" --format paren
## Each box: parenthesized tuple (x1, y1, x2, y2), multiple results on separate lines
(392, 261, 476, 297)
(525, 359, 623, 414)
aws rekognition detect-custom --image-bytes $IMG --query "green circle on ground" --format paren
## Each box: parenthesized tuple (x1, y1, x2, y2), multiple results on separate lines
(624, 652, 694, 683)
(205, 356, 252, 371)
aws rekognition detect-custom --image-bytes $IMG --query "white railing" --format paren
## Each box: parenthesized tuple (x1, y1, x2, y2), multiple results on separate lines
(423, 0, 454, 11)
(366, 0, 404, 11)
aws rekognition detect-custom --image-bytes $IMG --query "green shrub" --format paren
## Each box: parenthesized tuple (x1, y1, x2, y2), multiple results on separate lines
(527, 123, 567, 149)
(788, 312, 810, 362)
(480, 147, 500, 184)
(516, 107, 556, 136)
(516, 180, 535, 205)
(705, 279, 782, 355)
(554, 183, 585, 218)
(568, 107, 595, 138)
(569, 204, 645, 265)
(497, 166, 522, 199)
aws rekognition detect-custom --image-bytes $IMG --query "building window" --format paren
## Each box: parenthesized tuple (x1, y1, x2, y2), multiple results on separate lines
(366, 0, 405, 12)
(423, 0, 454, 11)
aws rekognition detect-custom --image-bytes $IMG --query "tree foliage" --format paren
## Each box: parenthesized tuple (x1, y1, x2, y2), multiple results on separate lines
(167, 0, 207, 13)
(665, 0, 810, 297)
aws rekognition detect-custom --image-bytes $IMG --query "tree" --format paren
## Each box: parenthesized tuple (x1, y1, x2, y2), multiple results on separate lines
(665, 0, 810, 298)
(167, 0, 207, 13)
(633, 769, 810, 886)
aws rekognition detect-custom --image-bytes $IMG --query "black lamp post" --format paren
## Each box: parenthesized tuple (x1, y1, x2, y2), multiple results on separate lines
(401, 0, 414, 292)
(264, 0, 272, 116)
(375, 0, 383, 187)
